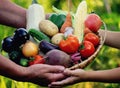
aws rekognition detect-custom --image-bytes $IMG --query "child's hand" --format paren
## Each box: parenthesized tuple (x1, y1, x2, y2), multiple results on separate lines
(49, 68, 86, 87)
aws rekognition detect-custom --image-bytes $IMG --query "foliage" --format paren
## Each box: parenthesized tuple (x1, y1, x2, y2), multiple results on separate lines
(0, 0, 120, 88)
(101, 13, 120, 31)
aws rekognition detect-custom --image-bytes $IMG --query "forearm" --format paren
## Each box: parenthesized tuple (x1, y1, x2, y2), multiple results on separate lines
(85, 67, 120, 83)
(0, 0, 26, 28)
(99, 30, 120, 49)
(0, 55, 28, 81)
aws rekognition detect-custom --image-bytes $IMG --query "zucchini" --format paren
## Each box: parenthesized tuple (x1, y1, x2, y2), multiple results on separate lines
(26, 0, 45, 30)
(28, 29, 50, 42)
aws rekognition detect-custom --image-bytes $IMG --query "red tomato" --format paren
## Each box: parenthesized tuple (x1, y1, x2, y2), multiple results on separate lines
(59, 35, 80, 54)
(84, 13, 102, 33)
(84, 33, 100, 47)
(84, 27, 92, 35)
(29, 55, 45, 65)
(80, 40, 95, 59)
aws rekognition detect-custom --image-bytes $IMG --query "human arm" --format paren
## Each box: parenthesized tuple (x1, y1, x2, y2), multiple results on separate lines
(0, 0, 26, 28)
(50, 67, 120, 87)
(0, 55, 65, 86)
(0, 0, 66, 86)
(0, 0, 51, 28)
(0, 55, 27, 81)
(99, 30, 120, 49)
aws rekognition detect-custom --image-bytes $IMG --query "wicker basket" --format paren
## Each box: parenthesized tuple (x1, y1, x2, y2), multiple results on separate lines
(69, 22, 107, 70)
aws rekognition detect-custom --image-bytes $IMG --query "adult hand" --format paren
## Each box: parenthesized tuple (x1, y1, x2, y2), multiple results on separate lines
(0, 55, 65, 87)
(49, 68, 86, 87)
(25, 64, 65, 86)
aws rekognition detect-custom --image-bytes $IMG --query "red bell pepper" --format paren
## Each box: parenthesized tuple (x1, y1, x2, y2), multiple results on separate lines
(29, 55, 45, 66)
(59, 35, 80, 54)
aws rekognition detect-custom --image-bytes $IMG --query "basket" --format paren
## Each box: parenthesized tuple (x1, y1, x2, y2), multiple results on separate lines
(69, 22, 107, 70)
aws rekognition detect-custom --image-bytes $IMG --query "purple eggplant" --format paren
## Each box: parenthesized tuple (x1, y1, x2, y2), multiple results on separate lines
(39, 40, 59, 54)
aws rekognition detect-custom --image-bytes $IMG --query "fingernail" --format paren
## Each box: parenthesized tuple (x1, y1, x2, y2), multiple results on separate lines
(64, 68, 70, 73)
(48, 84, 51, 87)
(59, 67, 65, 72)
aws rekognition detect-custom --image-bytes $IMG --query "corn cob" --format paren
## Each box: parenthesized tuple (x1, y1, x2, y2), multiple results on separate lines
(73, 0, 87, 43)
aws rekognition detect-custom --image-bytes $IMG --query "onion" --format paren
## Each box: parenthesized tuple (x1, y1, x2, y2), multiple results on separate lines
(22, 41, 39, 57)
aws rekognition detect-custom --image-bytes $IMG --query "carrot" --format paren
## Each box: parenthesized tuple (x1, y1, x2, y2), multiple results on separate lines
(60, 12, 72, 33)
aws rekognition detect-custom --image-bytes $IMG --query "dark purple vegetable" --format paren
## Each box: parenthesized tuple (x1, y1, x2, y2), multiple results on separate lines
(45, 49, 71, 67)
(13, 28, 30, 46)
(39, 40, 59, 54)
(1, 36, 14, 52)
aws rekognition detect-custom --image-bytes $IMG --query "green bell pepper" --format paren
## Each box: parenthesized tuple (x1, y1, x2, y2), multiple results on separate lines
(49, 13, 66, 29)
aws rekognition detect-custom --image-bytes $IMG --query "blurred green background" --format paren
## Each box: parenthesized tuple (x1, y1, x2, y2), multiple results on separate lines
(0, 0, 120, 88)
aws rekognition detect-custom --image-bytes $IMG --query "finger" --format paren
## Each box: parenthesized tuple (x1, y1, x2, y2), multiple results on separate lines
(63, 68, 74, 76)
(45, 73, 66, 82)
(64, 69, 81, 76)
(48, 85, 62, 88)
(50, 76, 78, 87)
(46, 13, 52, 19)
(46, 65, 65, 73)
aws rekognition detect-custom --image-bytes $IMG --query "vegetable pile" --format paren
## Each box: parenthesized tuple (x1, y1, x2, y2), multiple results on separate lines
(1, 0, 103, 68)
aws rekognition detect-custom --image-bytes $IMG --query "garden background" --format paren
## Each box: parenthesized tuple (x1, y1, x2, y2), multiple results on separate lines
(0, 0, 120, 88)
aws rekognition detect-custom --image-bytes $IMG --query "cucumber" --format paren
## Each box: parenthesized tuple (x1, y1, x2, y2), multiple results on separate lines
(28, 29, 50, 42)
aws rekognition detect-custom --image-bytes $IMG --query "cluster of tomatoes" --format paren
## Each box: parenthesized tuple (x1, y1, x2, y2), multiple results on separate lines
(80, 13, 102, 59)
(59, 13, 102, 59)
(54, 13, 102, 61)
